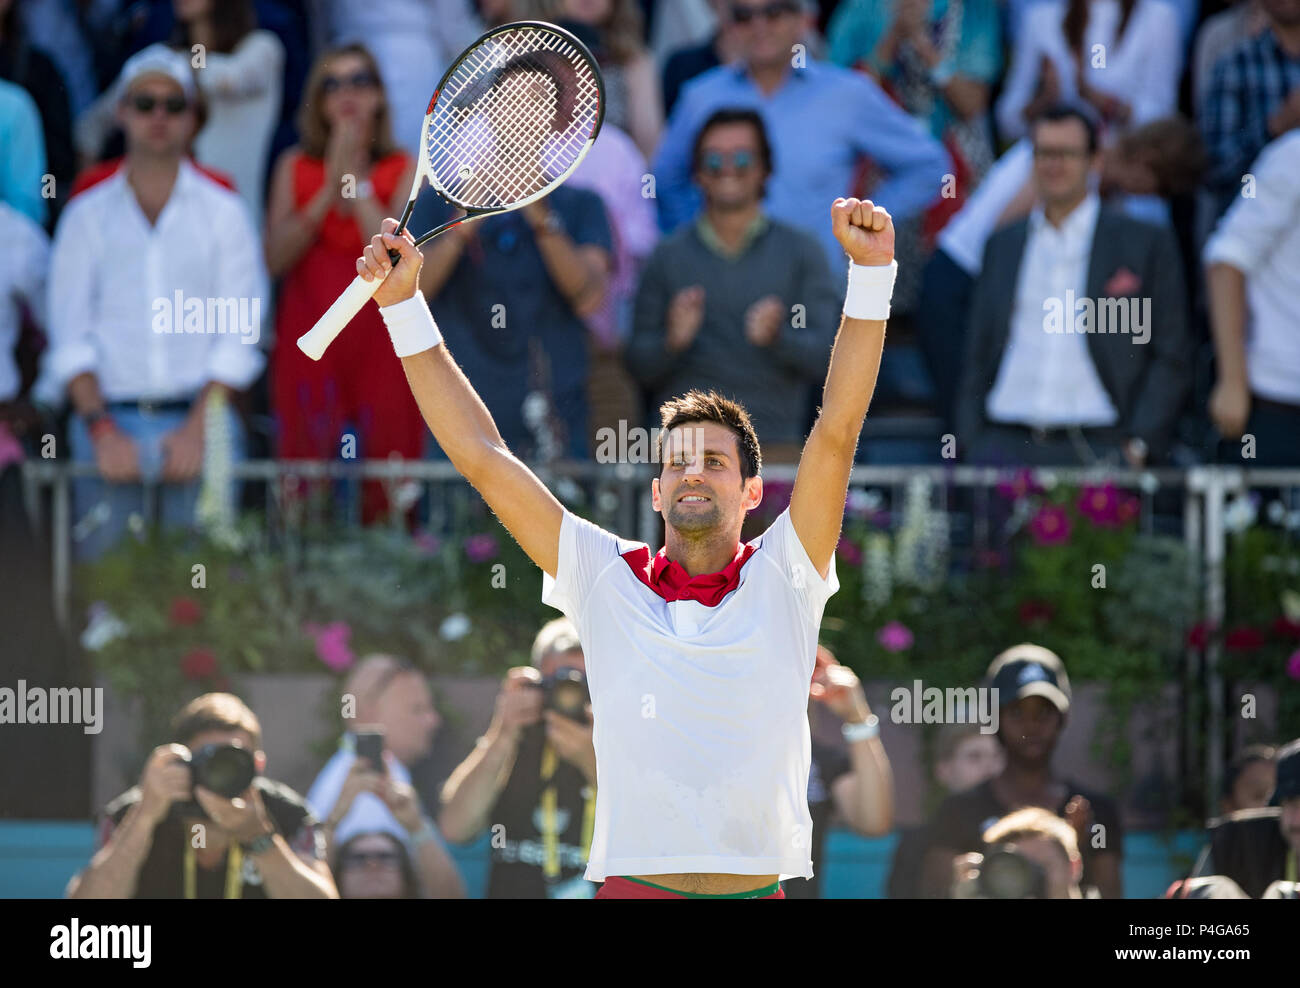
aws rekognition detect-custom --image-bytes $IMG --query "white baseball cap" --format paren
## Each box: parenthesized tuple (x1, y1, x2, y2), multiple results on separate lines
(115, 43, 197, 103)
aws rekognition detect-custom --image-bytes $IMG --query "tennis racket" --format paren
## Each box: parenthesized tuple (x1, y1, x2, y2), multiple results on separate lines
(296, 20, 606, 360)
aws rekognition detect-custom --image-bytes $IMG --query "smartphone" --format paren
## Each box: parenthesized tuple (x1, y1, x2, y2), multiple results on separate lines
(354, 728, 386, 775)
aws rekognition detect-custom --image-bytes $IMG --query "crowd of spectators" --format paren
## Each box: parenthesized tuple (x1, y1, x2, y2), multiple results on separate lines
(3, 0, 1300, 559)
(64, 635, 1299, 898)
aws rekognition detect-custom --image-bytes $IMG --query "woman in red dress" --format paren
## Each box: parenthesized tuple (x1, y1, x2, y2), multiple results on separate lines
(265, 43, 422, 523)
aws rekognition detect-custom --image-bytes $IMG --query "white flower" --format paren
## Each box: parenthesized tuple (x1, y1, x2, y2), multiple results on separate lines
(81, 603, 128, 652)
(1036, 469, 1059, 490)
(393, 480, 422, 513)
(127, 512, 145, 536)
(1139, 472, 1159, 495)
(1286, 510, 1300, 532)
(1224, 496, 1257, 534)
(439, 612, 472, 641)
(1267, 501, 1287, 525)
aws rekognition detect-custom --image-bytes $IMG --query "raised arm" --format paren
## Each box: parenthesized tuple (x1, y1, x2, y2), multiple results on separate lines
(359, 219, 564, 577)
(788, 198, 895, 579)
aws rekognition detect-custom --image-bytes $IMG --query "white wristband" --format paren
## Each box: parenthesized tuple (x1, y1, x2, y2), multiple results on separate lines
(380, 292, 443, 357)
(843, 260, 898, 321)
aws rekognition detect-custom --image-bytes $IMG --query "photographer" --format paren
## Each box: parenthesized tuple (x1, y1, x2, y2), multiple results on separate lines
(952, 807, 1085, 899)
(439, 617, 597, 898)
(68, 693, 337, 898)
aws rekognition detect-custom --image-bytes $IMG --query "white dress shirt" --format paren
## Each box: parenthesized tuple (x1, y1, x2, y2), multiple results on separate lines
(0, 203, 50, 402)
(45, 160, 267, 402)
(996, 0, 1183, 142)
(985, 193, 1121, 428)
(1204, 132, 1300, 406)
(308, 742, 416, 849)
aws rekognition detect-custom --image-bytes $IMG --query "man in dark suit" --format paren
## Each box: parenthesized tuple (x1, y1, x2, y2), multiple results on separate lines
(955, 105, 1192, 467)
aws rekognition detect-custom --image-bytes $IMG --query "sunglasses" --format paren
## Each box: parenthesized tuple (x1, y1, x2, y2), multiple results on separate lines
(700, 149, 756, 175)
(342, 850, 402, 868)
(731, 1, 800, 23)
(130, 93, 188, 115)
(322, 71, 380, 95)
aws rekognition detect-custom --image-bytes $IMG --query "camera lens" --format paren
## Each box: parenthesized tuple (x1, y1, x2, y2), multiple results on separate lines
(192, 744, 256, 799)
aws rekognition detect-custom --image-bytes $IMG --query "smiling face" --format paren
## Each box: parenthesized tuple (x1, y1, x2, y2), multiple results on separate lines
(695, 120, 767, 210)
(651, 422, 762, 537)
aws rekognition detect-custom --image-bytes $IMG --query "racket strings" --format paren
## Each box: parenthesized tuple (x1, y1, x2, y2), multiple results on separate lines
(424, 26, 601, 210)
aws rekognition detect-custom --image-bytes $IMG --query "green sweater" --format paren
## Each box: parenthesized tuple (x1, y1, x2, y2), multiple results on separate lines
(627, 215, 840, 444)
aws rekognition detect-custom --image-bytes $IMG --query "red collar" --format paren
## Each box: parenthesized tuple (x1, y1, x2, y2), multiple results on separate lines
(621, 542, 757, 606)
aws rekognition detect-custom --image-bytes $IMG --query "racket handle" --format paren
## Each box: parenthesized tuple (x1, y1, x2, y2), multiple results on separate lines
(296, 273, 384, 360)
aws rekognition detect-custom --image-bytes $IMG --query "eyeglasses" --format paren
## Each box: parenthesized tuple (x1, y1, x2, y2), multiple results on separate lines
(731, 1, 800, 23)
(130, 93, 188, 115)
(322, 71, 380, 95)
(1032, 146, 1091, 162)
(342, 850, 402, 869)
(700, 149, 757, 175)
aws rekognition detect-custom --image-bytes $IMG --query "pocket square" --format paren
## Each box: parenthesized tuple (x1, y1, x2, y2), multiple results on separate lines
(1104, 267, 1141, 297)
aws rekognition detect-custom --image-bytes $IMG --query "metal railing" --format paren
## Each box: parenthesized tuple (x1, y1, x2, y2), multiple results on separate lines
(19, 458, 1300, 804)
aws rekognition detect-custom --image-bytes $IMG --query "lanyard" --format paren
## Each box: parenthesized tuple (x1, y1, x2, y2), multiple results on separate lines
(1288, 850, 1297, 884)
(183, 840, 243, 899)
(539, 742, 595, 880)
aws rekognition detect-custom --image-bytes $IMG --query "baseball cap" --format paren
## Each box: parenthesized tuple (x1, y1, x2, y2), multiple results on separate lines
(115, 43, 197, 103)
(1270, 738, 1300, 806)
(985, 644, 1071, 715)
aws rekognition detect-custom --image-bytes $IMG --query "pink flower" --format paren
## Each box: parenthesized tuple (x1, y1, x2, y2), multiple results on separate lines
(877, 621, 913, 652)
(169, 596, 203, 626)
(1186, 621, 1215, 649)
(1224, 626, 1266, 653)
(1287, 650, 1300, 681)
(1029, 505, 1072, 546)
(414, 531, 442, 556)
(180, 648, 218, 681)
(463, 534, 499, 563)
(303, 621, 356, 672)
(1078, 484, 1123, 528)
(836, 537, 863, 567)
(1271, 617, 1300, 641)
(996, 469, 1044, 501)
(1018, 599, 1055, 626)
(1117, 493, 1140, 525)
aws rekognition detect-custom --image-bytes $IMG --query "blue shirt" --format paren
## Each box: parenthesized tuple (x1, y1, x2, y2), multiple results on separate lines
(652, 59, 950, 273)
(413, 186, 613, 460)
(0, 79, 47, 226)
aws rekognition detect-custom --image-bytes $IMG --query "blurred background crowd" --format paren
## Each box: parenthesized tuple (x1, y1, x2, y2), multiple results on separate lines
(1, 0, 1299, 556)
(1, 0, 1298, 900)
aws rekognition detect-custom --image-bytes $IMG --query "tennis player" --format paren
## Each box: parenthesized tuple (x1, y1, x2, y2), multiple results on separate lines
(358, 197, 896, 899)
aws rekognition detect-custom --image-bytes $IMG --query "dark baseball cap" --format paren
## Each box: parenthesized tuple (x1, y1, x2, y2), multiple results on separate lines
(1270, 738, 1300, 806)
(986, 644, 1071, 715)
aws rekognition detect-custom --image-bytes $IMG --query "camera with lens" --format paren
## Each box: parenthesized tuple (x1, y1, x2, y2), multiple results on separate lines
(538, 667, 590, 723)
(952, 845, 1048, 899)
(171, 742, 258, 819)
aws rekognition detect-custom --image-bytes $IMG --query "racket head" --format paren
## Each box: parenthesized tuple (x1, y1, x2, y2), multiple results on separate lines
(416, 21, 606, 219)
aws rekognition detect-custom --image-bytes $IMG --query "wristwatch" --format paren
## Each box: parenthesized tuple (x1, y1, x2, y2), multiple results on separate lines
(532, 209, 565, 237)
(241, 829, 276, 855)
(842, 714, 880, 743)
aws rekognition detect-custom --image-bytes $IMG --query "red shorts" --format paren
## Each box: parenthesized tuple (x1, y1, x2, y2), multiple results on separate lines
(596, 877, 785, 899)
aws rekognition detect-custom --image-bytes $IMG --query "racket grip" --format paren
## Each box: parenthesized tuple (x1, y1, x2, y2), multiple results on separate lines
(296, 273, 384, 360)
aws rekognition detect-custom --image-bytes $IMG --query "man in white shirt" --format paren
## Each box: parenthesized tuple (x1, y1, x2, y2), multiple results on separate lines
(44, 46, 266, 559)
(955, 106, 1191, 466)
(349, 195, 897, 897)
(1204, 131, 1300, 465)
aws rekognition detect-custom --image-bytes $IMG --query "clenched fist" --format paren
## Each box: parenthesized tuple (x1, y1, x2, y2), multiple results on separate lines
(831, 198, 895, 267)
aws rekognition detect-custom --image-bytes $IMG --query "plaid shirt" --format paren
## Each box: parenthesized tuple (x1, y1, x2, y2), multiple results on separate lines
(1201, 29, 1300, 214)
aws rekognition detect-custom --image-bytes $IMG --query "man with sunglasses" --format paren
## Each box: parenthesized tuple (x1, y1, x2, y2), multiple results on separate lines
(44, 43, 265, 559)
(652, 0, 948, 273)
(629, 108, 838, 463)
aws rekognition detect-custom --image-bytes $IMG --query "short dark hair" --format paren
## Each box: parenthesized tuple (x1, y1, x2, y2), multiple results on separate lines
(1222, 744, 1277, 800)
(171, 693, 262, 750)
(656, 389, 762, 481)
(1118, 115, 1207, 197)
(691, 107, 774, 177)
(335, 831, 419, 899)
(1032, 103, 1099, 154)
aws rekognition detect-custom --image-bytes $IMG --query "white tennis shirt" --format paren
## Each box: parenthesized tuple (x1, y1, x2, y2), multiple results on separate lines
(541, 506, 838, 881)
